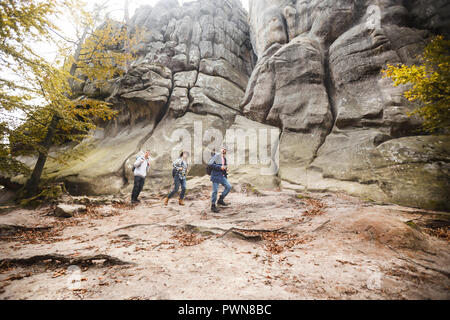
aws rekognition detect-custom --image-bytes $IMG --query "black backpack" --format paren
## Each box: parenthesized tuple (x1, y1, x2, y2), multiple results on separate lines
(132, 156, 140, 172)
(206, 155, 215, 175)
(206, 155, 226, 176)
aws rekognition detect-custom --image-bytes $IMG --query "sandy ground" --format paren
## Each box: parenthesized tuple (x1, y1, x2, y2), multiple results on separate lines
(0, 177, 449, 300)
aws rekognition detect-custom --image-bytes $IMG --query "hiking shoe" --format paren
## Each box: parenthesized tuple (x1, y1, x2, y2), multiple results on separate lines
(217, 196, 229, 206)
(163, 197, 169, 206)
(179, 199, 185, 206)
(211, 204, 219, 213)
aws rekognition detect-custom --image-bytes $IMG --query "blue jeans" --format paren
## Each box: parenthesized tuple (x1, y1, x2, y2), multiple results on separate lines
(211, 176, 231, 205)
(167, 175, 186, 199)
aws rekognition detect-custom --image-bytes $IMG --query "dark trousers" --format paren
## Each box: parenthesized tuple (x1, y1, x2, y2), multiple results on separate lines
(131, 175, 145, 201)
(167, 175, 186, 199)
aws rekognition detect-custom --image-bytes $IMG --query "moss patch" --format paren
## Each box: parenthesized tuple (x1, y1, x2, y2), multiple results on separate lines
(19, 183, 67, 208)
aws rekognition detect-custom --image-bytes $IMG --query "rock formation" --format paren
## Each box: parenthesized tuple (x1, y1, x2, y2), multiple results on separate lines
(242, 0, 450, 210)
(43, 0, 258, 195)
(19, 0, 449, 210)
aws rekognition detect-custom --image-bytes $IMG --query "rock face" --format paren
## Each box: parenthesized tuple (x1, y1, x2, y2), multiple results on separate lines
(242, 0, 450, 210)
(38, 0, 448, 210)
(43, 0, 257, 195)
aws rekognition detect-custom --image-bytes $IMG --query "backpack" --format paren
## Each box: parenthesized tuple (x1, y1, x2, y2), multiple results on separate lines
(132, 157, 138, 172)
(132, 156, 146, 173)
(206, 155, 227, 176)
(206, 164, 213, 176)
(206, 155, 215, 176)
(172, 158, 188, 178)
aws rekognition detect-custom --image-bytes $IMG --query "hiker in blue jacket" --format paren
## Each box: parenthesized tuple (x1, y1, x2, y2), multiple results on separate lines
(208, 145, 232, 213)
(164, 151, 189, 206)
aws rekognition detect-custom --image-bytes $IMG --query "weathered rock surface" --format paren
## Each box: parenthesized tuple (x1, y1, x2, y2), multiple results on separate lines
(40, 0, 256, 195)
(14, 0, 449, 210)
(243, 0, 450, 210)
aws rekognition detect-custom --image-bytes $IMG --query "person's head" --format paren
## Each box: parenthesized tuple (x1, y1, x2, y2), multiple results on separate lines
(220, 145, 227, 155)
(180, 151, 189, 160)
(144, 150, 150, 158)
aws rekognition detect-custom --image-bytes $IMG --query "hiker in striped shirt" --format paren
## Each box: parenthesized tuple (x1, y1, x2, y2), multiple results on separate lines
(164, 151, 189, 206)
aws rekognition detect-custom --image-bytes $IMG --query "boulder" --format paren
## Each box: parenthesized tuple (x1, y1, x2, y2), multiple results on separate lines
(54, 204, 87, 218)
(192, 73, 244, 112)
(199, 58, 249, 90)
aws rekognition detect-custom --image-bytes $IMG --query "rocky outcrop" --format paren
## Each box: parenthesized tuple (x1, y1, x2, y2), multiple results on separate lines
(25, 0, 449, 210)
(40, 0, 258, 196)
(241, 0, 450, 210)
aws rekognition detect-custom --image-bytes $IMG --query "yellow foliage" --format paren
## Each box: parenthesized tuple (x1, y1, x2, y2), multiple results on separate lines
(74, 20, 141, 83)
(0, 0, 142, 177)
(382, 36, 450, 133)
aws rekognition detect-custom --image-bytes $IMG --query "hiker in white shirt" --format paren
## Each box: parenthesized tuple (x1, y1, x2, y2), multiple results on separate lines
(131, 150, 150, 204)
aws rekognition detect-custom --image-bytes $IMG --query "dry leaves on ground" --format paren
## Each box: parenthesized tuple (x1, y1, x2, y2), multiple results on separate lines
(425, 226, 450, 242)
(3, 272, 32, 281)
(303, 198, 327, 216)
(0, 227, 62, 244)
(0, 205, 119, 244)
(112, 202, 137, 210)
(171, 228, 210, 247)
(85, 205, 119, 219)
(237, 230, 310, 255)
(52, 268, 66, 278)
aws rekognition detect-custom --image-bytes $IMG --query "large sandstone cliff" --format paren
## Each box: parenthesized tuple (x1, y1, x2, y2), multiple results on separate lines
(243, 0, 450, 210)
(36, 0, 449, 210)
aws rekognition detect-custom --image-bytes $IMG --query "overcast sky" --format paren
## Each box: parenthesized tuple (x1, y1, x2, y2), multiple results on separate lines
(39, 0, 249, 62)
(89, 0, 249, 20)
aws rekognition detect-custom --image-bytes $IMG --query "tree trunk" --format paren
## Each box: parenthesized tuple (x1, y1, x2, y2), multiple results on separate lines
(68, 28, 89, 90)
(24, 14, 91, 197)
(24, 3, 108, 197)
(24, 115, 60, 197)
(123, 0, 131, 72)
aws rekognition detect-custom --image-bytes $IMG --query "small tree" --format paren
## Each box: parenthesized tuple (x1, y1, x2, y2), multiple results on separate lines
(382, 36, 450, 134)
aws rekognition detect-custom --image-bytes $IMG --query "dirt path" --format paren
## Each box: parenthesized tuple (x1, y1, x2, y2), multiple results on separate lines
(0, 179, 449, 299)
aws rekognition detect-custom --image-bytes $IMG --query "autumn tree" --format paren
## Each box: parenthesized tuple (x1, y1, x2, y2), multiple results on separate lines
(0, 0, 141, 197)
(0, 0, 58, 177)
(383, 36, 450, 133)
